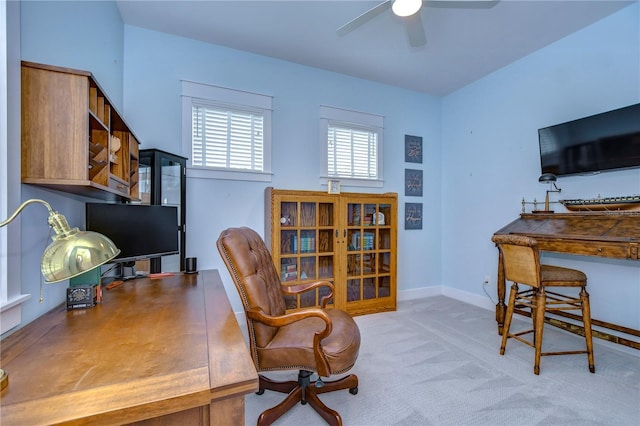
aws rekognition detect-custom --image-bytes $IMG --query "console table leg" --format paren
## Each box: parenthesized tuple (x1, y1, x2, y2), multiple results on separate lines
(496, 251, 506, 335)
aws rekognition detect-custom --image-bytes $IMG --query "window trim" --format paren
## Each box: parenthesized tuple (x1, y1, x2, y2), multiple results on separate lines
(320, 105, 384, 188)
(181, 80, 273, 182)
(2, 0, 31, 335)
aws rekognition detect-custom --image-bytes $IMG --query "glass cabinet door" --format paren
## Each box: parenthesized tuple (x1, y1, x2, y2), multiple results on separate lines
(139, 149, 187, 273)
(278, 197, 336, 310)
(346, 201, 393, 306)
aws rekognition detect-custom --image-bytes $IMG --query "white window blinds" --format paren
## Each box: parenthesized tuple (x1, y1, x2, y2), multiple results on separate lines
(328, 125, 377, 179)
(181, 80, 272, 182)
(191, 105, 264, 172)
(320, 105, 383, 186)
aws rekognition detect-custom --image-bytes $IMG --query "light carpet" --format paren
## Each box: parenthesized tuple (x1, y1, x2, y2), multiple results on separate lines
(243, 296, 640, 425)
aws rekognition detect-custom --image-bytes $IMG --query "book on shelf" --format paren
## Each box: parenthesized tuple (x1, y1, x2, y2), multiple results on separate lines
(281, 263, 297, 281)
(300, 236, 316, 253)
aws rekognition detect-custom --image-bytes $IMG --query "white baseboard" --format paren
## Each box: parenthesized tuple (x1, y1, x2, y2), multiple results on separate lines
(397, 286, 442, 301)
(398, 285, 495, 311)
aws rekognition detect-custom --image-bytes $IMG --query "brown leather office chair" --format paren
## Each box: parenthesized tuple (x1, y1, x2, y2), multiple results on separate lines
(492, 234, 595, 375)
(217, 227, 360, 426)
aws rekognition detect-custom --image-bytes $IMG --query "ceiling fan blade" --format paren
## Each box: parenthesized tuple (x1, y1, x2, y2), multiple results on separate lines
(337, 0, 393, 36)
(405, 13, 427, 47)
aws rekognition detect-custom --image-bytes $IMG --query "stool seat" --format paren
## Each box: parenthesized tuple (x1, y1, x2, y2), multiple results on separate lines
(541, 265, 586, 285)
(492, 234, 595, 375)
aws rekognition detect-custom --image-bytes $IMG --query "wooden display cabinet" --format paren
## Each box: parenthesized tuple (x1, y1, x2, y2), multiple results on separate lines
(265, 188, 397, 316)
(21, 61, 140, 201)
(138, 149, 187, 274)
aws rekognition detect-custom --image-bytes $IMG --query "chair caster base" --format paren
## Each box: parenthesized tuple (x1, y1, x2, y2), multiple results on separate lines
(256, 371, 358, 426)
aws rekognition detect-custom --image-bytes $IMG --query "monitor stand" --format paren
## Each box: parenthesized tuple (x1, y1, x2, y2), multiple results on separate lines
(121, 261, 147, 280)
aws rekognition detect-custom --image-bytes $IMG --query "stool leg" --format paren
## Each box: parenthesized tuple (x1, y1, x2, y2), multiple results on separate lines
(580, 287, 595, 373)
(500, 282, 518, 355)
(533, 287, 546, 375)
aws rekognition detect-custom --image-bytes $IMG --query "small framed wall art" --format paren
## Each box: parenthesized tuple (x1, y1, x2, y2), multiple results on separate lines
(328, 179, 341, 194)
(405, 203, 423, 230)
(405, 169, 423, 197)
(404, 135, 423, 164)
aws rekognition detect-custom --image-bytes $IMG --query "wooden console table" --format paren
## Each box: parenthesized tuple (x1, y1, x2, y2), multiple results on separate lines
(0, 270, 258, 425)
(493, 212, 640, 350)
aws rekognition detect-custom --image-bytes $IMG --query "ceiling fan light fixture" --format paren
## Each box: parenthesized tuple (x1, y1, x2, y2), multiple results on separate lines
(392, 0, 422, 17)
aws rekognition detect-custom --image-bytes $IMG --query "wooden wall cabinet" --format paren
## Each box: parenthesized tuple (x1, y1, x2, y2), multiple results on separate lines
(21, 61, 140, 201)
(265, 187, 397, 316)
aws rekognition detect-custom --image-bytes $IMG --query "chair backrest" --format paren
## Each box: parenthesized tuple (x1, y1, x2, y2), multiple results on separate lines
(217, 227, 287, 351)
(491, 234, 542, 288)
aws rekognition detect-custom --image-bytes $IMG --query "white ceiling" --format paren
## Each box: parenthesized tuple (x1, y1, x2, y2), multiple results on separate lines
(116, 0, 635, 96)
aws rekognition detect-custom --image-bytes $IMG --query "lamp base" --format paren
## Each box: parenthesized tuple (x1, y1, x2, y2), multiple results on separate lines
(1, 368, 8, 391)
(532, 210, 554, 214)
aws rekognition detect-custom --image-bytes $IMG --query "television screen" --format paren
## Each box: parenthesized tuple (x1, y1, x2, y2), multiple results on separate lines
(85, 203, 179, 263)
(538, 103, 640, 176)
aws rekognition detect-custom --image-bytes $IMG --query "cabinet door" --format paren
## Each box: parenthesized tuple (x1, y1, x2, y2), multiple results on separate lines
(274, 194, 338, 311)
(139, 150, 187, 274)
(343, 197, 396, 315)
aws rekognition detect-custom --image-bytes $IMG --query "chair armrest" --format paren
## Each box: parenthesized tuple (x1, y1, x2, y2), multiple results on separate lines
(247, 307, 333, 377)
(247, 307, 331, 330)
(282, 280, 335, 308)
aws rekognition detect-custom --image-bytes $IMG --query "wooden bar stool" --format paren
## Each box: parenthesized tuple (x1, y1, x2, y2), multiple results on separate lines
(492, 234, 595, 375)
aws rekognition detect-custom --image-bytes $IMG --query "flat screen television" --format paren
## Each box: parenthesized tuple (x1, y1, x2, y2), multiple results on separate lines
(85, 203, 179, 264)
(538, 103, 640, 176)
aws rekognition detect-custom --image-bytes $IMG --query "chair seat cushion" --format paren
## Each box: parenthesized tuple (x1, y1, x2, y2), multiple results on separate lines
(256, 309, 361, 375)
(541, 264, 586, 286)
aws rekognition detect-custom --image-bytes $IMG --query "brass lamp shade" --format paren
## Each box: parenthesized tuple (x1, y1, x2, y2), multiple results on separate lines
(1, 199, 120, 283)
(41, 227, 120, 283)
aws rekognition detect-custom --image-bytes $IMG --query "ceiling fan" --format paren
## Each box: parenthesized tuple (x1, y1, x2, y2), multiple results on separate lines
(337, 0, 499, 47)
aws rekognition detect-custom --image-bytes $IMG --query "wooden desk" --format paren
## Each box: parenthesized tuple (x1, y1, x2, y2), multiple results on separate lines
(493, 212, 640, 350)
(0, 270, 258, 425)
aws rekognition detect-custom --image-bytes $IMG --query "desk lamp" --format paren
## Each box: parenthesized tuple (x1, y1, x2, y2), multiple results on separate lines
(0, 198, 120, 390)
(538, 173, 561, 213)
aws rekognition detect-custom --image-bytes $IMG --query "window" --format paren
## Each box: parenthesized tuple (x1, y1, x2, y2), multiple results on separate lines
(320, 105, 383, 188)
(182, 81, 272, 181)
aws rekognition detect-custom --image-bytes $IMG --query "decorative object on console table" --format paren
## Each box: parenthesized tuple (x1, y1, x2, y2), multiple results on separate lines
(560, 195, 640, 212)
(533, 173, 561, 213)
(0, 198, 120, 391)
(405, 134, 423, 163)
